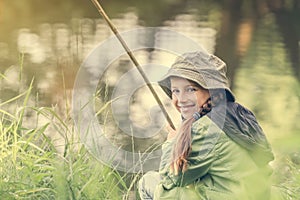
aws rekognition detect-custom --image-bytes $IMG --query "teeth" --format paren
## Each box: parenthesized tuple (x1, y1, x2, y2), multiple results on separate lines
(179, 105, 196, 114)
(180, 106, 193, 110)
(180, 105, 193, 108)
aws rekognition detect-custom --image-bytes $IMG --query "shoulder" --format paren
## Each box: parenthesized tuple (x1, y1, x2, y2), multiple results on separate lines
(191, 116, 223, 138)
(190, 116, 225, 157)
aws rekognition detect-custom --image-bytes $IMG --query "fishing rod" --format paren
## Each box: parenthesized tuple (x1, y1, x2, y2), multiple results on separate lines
(90, 0, 175, 130)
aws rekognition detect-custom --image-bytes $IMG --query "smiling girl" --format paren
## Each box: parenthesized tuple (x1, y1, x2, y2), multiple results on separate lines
(138, 51, 274, 200)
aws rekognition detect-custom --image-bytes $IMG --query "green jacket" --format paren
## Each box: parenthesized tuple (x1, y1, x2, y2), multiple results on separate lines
(154, 113, 273, 200)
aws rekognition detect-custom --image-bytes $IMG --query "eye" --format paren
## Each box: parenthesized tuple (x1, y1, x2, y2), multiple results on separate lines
(186, 87, 197, 93)
(171, 89, 180, 94)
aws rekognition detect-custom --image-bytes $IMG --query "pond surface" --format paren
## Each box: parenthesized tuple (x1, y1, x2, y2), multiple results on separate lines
(1, 0, 300, 169)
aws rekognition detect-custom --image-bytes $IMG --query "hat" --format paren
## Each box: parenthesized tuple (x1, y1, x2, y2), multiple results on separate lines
(158, 51, 235, 101)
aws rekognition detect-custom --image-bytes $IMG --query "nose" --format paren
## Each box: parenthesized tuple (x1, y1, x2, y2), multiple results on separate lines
(176, 92, 187, 103)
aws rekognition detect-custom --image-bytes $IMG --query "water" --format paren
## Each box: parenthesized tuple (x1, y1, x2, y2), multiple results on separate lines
(1, 0, 300, 170)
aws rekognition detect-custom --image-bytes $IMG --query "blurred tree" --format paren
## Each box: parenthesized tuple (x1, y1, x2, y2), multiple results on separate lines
(214, 0, 300, 89)
(214, 0, 244, 89)
(267, 0, 300, 81)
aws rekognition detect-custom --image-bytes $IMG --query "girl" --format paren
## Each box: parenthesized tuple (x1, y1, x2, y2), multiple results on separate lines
(138, 51, 274, 200)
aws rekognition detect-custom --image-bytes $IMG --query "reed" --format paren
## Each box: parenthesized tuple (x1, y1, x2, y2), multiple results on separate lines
(0, 79, 131, 199)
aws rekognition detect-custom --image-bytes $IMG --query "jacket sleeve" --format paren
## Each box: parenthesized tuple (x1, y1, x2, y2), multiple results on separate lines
(159, 139, 174, 171)
(161, 117, 221, 189)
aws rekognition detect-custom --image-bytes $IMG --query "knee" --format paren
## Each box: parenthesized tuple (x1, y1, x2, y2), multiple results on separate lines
(138, 171, 161, 200)
(139, 171, 160, 188)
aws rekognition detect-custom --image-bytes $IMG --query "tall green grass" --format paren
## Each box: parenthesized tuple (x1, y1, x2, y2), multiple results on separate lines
(0, 80, 134, 199)
(271, 142, 300, 200)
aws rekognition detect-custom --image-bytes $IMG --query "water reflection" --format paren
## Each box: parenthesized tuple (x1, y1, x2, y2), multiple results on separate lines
(2, 9, 219, 103)
(236, 19, 253, 56)
(163, 14, 217, 53)
(18, 29, 46, 63)
(235, 14, 300, 141)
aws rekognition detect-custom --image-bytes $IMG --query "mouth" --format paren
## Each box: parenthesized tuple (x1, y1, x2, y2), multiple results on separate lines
(177, 104, 196, 113)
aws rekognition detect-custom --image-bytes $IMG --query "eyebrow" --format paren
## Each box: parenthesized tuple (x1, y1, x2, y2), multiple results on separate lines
(171, 84, 198, 89)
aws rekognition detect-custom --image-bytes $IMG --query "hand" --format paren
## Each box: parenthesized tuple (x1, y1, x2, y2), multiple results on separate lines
(170, 156, 187, 175)
(166, 124, 177, 140)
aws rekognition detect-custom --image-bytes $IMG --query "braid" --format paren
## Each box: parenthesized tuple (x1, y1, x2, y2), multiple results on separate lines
(193, 92, 225, 120)
(170, 90, 225, 175)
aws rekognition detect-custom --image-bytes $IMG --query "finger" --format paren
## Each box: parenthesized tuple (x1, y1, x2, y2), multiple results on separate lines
(166, 124, 177, 140)
(166, 123, 176, 132)
(174, 163, 178, 176)
(170, 164, 174, 174)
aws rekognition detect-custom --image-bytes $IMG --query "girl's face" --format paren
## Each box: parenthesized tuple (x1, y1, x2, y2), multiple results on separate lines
(170, 77, 210, 119)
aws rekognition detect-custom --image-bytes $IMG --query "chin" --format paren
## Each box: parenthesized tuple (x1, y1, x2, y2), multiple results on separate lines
(181, 112, 193, 120)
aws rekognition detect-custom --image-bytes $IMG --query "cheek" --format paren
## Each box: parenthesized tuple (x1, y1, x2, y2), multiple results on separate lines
(171, 96, 180, 112)
(171, 94, 177, 104)
(196, 92, 209, 105)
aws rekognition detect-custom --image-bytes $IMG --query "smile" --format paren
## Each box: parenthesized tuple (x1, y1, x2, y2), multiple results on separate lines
(178, 105, 195, 112)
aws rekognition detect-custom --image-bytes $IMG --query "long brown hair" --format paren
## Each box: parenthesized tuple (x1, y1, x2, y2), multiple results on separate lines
(170, 90, 225, 175)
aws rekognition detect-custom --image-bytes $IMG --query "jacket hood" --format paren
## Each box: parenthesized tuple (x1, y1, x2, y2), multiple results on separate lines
(208, 102, 274, 166)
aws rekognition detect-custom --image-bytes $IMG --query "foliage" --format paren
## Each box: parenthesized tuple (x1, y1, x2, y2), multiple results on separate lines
(0, 81, 129, 199)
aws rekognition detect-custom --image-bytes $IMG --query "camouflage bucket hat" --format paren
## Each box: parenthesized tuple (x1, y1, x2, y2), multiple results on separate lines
(158, 51, 235, 101)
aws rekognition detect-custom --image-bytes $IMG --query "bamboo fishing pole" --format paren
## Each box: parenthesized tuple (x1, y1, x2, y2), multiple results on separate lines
(90, 0, 175, 130)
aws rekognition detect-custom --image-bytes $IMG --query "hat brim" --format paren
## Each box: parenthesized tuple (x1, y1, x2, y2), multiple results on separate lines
(158, 69, 235, 102)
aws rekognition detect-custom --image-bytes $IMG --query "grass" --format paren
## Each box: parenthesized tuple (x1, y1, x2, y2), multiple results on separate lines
(0, 79, 136, 199)
(271, 142, 300, 200)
